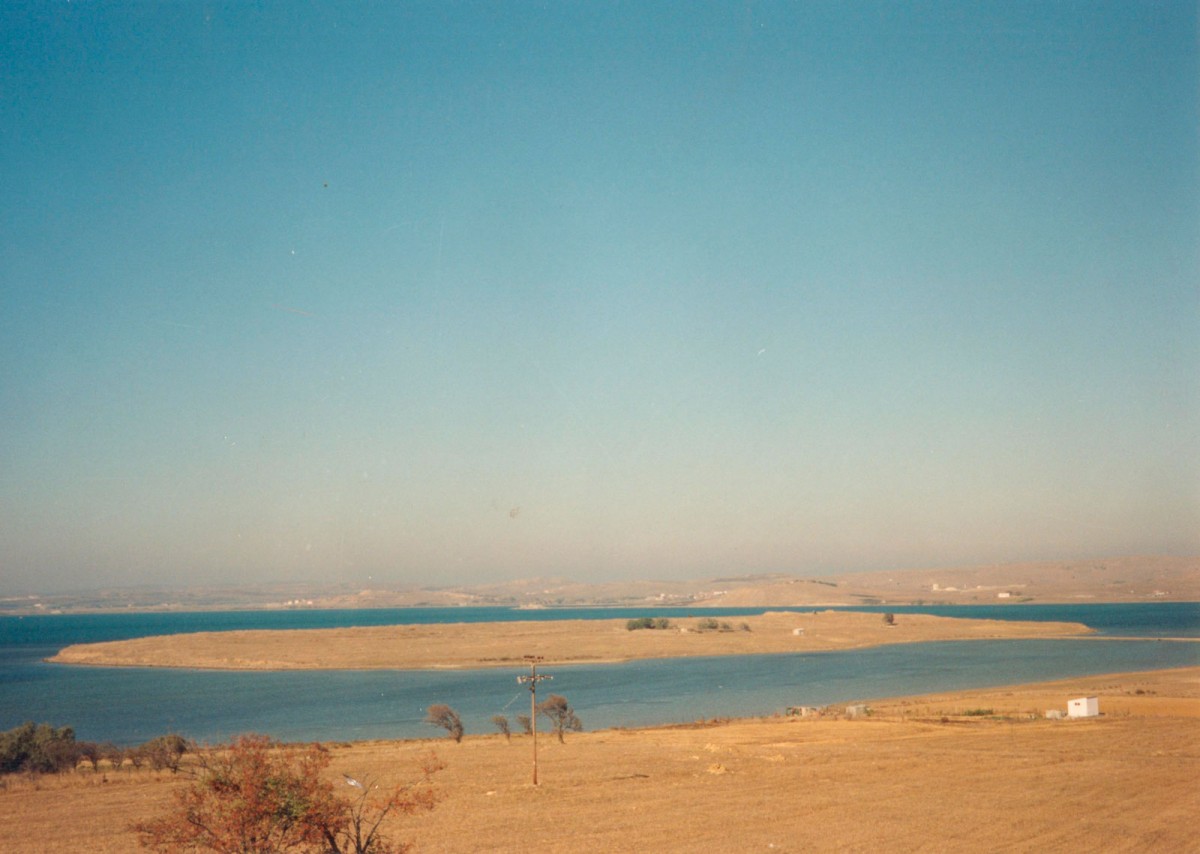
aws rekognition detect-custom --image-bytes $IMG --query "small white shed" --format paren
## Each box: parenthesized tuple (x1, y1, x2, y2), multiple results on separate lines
(1067, 696, 1099, 718)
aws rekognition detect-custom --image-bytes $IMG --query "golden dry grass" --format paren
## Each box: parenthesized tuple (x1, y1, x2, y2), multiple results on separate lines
(2, 667, 1196, 853)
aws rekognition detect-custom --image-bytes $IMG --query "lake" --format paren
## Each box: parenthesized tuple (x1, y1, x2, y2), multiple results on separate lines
(1, 603, 1196, 745)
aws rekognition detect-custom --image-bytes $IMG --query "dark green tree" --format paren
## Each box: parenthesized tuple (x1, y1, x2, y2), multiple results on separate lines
(0, 722, 79, 774)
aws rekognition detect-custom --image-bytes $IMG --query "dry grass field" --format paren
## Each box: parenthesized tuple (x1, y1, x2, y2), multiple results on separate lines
(2, 667, 1197, 853)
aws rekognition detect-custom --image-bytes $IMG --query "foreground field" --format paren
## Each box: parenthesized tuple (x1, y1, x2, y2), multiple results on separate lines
(2, 667, 1196, 852)
(49, 610, 1092, 670)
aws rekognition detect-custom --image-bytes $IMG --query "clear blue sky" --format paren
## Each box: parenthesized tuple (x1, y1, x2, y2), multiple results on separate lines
(2, 2, 1196, 594)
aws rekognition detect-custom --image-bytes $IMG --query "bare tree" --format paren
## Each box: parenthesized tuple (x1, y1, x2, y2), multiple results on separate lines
(516, 715, 533, 736)
(537, 694, 582, 743)
(424, 705, 464, 743)
(491, 715, 511, 741)
(338, 754, 443, 854)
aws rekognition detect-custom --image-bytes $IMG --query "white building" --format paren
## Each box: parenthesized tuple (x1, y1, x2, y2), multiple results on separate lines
(1067, 697, 1099, 718)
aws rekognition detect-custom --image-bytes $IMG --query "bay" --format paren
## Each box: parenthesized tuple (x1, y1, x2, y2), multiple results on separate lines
(0, 603, 1196, 745)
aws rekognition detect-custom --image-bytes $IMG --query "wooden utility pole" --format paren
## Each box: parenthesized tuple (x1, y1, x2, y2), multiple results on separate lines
(517, 655, 552, 785)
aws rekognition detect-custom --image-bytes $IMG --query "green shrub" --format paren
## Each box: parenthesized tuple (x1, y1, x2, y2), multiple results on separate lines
(0, 722, 79, 774)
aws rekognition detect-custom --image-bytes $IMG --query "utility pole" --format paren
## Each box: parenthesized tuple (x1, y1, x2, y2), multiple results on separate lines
(517, 655, 552, 785)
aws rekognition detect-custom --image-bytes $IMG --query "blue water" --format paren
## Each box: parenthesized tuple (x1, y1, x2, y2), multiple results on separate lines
(1, 603, 1196, 745)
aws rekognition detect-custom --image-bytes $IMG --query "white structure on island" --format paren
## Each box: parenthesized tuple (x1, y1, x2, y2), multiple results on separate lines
(1067, 697, 1100, 718)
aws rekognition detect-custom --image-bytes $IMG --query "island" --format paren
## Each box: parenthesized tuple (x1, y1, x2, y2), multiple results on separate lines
(48, 610, 1093, 670)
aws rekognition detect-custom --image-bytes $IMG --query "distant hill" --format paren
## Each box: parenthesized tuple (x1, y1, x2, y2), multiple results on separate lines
(3, 556, 1196, 615)
(692, 556, 1200, 607)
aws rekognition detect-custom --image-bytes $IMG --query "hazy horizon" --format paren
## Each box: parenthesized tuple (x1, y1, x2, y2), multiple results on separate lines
(3, 3, 1197, 595)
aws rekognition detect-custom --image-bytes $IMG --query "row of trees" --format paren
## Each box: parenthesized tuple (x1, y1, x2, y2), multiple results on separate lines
(626, 616, 754, 632)
(4, 692, 585, 777)
(0, 722, 189, 775)
(425, 694, 582, 744)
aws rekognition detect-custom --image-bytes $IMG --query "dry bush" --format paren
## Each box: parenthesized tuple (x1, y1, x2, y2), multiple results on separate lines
(133, 734, 441, 854)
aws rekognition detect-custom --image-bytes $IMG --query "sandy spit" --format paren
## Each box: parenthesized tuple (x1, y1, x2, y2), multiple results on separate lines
(48, 610, 1094, 671)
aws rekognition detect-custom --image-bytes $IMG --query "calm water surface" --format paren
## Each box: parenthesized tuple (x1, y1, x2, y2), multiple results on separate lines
(1, 603, 1195, 744)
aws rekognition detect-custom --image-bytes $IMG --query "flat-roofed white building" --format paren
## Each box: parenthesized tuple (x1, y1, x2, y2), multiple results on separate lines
(1067, 696, 1099, 718)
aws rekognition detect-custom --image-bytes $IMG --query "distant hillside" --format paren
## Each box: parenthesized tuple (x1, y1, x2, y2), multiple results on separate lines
(694, 556, 1200, 607)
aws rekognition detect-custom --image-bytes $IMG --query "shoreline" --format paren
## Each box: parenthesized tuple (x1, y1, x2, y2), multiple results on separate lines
(7, 596, 1198, 618)
(5, 665, 1197, 853)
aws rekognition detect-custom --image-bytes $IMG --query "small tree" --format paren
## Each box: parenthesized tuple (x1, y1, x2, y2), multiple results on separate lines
(537, 694, 583, 743)
(883, 612, 895, 626)
(516, 715, 533, 736)
(101, 742, 126, 772)
(337, 754, 443, 854)
(141, 733, 192, 772)
(491, 715, 511, 741)
(75, 740, 103, 771)
(424, 705, 464, 743)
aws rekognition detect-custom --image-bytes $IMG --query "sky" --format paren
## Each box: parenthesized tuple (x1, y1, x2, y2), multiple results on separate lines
(2, 2, 1197, 595)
